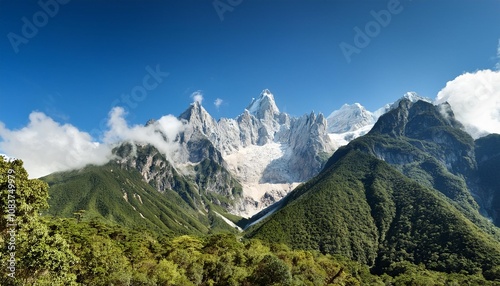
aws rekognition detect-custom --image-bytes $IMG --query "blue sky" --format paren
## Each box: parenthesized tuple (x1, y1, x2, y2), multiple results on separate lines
(1, 0, 498, 132)
(1, 0, 500, 177)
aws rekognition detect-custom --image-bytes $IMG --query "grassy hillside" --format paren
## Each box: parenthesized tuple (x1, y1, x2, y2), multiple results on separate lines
(247, 150, 500, 276)
(42, 162, 238, 236)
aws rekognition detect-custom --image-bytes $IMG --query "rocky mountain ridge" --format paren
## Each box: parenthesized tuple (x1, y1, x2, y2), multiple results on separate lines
(172, 89, 335, 216)
(109, 90, 435, 217)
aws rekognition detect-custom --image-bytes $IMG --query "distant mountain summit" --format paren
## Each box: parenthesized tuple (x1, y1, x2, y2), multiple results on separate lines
(176, 89, 335, 216)
(325, 91, 432, 147)
(326, 92, 431, 134)
(246, 89, 280, 119)
(327, 103, 376, 133)
(389, 91, 431, 109)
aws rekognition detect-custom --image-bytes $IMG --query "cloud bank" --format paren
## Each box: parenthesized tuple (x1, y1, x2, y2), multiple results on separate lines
(0, 107, 184, 178)
(0, 112, 111, 178)
(435, 69, 500, 139)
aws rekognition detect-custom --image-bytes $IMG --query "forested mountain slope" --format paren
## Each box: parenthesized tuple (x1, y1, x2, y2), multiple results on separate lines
(247, 99, 500, 277)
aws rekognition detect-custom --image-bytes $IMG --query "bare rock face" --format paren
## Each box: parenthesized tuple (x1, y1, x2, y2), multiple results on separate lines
(112, 141, 244, 213)
(173, 89, 336, 216)
(114, 143, 177, 192)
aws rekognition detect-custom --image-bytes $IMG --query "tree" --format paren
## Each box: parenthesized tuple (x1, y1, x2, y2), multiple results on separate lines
(73, 210, 86, 223)
(166, 235, 204, 284)
(250, 254, 292, 286)
(155, 259, 189, 285)
(0, 158, 77, 285)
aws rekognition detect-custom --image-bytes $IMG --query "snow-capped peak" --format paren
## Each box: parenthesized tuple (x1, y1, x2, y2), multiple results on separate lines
(390, 92, 432, 110)
(327, 103, 375, 133)
(403, 91, 430, 103)
(375, 92, 433, 116)
(326, 103, 365, 117)
(246, 89, 280, 119)
(261, 88, 273, 98)
(179, 98, 214, 124)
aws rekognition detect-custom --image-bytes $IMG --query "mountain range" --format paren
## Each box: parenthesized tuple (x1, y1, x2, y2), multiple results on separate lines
(39, 89, 500, 281)
(246, 98, 500, 275)
(44, 89, 431, 220)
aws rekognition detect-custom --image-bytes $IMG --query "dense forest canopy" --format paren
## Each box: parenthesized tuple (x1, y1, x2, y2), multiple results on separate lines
(2, 158, 500, 285)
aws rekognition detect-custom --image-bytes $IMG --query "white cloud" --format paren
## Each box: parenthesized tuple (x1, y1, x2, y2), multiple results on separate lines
(435, 69, 500, 139)
(0, 107, 184, 178)
(103, 107, 184, 159)
(191, 90, 203, 104)
(214, 98, 223, 109)
(0, 112, 111, 178)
